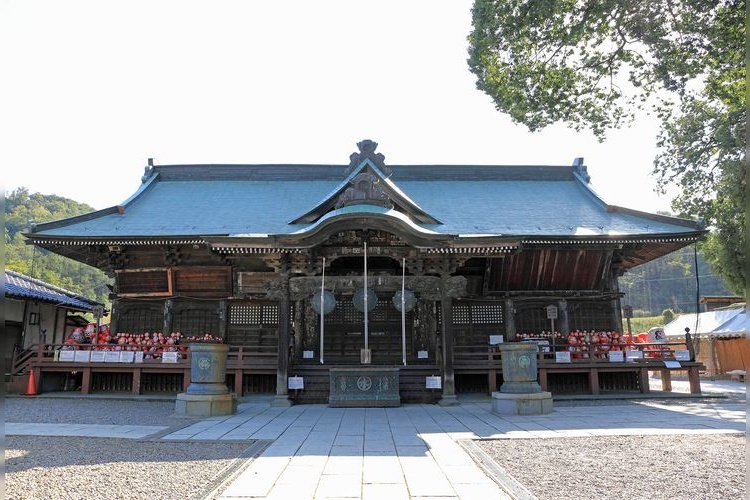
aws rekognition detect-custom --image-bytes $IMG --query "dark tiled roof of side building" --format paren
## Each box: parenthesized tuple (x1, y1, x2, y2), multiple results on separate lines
(5, 270, 104, 311)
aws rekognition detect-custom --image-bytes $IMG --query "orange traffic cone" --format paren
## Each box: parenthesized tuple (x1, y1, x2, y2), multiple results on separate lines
(25, 370, 38, 396)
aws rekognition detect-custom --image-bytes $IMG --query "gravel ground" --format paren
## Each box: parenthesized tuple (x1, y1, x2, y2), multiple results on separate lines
(6, 436, 255, 500)
(5, 397, 188, 425)
(475, 434, 746, 500)
(5, 398, 260, 500)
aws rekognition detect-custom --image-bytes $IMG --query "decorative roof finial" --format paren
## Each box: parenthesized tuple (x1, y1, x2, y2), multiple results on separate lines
(142, 158, 155, 183)
(346, 139, 391, 177)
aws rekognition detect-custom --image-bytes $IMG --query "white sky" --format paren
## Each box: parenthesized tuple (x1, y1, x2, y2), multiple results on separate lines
(1, 0, 677, 213)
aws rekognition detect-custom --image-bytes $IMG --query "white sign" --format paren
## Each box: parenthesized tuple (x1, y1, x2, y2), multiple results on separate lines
(417, 350, 429, 359)
(626, 350, 643, 361)
(104, 351, 121, 363)
(303, 350, 314, 359)
(59, 350, 75, 362)
(119, 351, 135, 363)
(546, 305, 558, 319)
(74, 350, 91, 363)
(425, 376, 442, 389)
(134, 351, 144, 363)
(664, 360, 682, 369)
(162, 352, 179, 363)
(288, 376, 304, 389)
(608, 351, 625, 362)
(489, 335, 504, 345)
(90, 351, 106, 363)
(674, 350, 691, 361)
(555, 351, 571, 363)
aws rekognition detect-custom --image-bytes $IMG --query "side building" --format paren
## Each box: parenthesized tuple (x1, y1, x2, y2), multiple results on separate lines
(22, 140, 706, 403)
(5, 270, 105, 391)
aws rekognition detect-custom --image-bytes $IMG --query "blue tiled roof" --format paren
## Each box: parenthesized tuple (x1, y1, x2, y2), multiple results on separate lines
(5, 270, 104, 311)
(27, 162, 703, 241)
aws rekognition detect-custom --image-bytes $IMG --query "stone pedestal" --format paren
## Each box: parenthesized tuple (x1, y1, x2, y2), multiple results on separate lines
(492, 391, 553, 415)
(493, 342, 553, 415)
(175, 393, 237, 417)
(175, 343, 236, 417)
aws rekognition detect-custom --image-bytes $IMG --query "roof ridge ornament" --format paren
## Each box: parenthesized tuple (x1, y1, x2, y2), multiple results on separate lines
(345, 139, 392, 177)
(573, 157, 590, 183)
(141, 158, 156, 183)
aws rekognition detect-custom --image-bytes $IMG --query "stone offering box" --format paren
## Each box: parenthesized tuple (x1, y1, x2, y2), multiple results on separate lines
(329, 367, 400, 407)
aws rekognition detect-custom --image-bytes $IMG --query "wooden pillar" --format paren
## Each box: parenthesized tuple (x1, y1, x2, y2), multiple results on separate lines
(272, 275, 292, 407)
(132, 368, 142, 395)
(504, 298, 516, 341)
(638, 368, 650, 393)
(438, 291, 458, 406)
(660, 369, 672, 391)
(589, 367, 600, 395)
(218, 300, 228, 339)
(687, 366, 702, 394)
(538, 368, 548, 392)
(558, 299, 569, 337)
(81, 367, 92, 394)
(163, 299, 173, 336)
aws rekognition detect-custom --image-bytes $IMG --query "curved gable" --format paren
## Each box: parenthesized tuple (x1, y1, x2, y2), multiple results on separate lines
(290, 140, 441, 225)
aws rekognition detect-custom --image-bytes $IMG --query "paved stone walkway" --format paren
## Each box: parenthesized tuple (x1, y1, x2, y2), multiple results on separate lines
(6, 377, 745, 499)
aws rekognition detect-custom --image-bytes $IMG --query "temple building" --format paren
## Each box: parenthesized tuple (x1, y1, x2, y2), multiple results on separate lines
(23, 140, 705, 404)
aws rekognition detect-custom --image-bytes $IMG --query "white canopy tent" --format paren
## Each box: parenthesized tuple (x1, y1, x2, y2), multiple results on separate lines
(664, 305, 747, 375)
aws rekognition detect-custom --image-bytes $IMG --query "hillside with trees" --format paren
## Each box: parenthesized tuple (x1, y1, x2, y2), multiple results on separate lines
(5, 188, 112, 306)
(618, 245, 735, 317)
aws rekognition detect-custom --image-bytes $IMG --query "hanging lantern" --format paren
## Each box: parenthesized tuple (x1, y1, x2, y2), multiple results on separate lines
(311, 290, 336, 315)
(353, 287, 378, 312)
(392, 289, 416, 312)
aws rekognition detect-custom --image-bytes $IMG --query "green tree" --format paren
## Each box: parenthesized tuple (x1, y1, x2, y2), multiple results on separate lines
(5, 188, 112, 306)
(468, 0, 746, 293)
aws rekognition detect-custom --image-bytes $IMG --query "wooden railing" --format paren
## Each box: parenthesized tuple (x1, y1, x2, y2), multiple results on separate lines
(12, 337, 705, 398)
(14, 342, 279, 396)
(10, 344, 36, 376)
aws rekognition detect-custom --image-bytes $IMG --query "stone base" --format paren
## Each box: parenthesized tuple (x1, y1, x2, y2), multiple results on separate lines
(175, 393, 236, 417)
(491, 391, 553, 416)
(437, 394, 460, 406)
(271, 395, 293, 407)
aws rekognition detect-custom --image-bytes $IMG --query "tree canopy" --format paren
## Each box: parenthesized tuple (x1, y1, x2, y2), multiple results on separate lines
(468, 0, 746, 294)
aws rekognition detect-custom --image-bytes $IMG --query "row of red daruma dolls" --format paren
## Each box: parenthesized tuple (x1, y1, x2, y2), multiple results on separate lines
(564, 327, 669, 359)
(63, 324, 223, 353)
